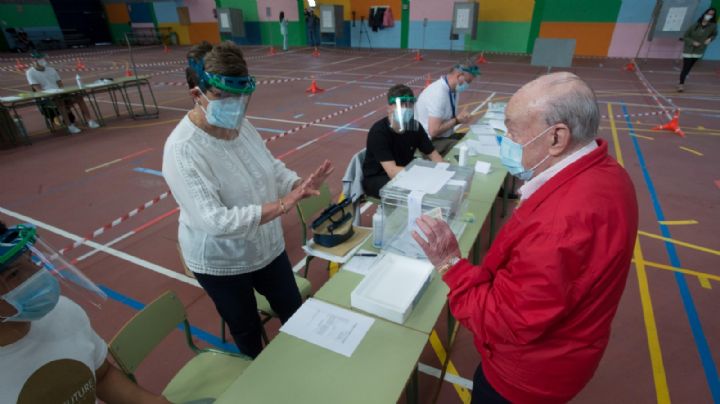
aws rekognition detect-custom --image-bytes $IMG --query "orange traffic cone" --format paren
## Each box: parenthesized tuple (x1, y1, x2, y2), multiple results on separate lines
(306, 79, 324, 94)
(124, 62, 133, 77)
(476, 52, 487, 64)
(652, 110, 685, 137)
(269, 46, 277, 55)
(15, 59, 27, 72)
(413, 50, 423, 61)
(624, 60, 636, 72)
(76, 58, 86, 71)
(312, 47, 320, 57)
(424, 74, 432, 88)
(163, 44, 169, 53)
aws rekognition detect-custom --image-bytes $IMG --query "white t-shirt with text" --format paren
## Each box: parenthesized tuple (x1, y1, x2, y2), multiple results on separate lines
(0, 296, 107, 404)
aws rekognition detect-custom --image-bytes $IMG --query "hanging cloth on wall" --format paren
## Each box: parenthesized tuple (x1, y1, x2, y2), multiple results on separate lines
(382, 7, 394, 28)
(369, 7, 386, 31)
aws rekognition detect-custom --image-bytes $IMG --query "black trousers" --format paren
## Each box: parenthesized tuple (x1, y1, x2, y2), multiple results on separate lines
(680, 57, 700, 84)
(471, 364, 510, 404)
(193, 250, 302, 358)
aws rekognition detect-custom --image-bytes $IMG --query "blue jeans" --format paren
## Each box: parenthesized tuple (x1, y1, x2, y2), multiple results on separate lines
(193, 251, 302, 358)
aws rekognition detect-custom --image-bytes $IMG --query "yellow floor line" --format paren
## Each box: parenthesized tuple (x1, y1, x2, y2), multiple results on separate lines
(609, 103, 670, 403)
(85, 158, 122, 173)
(638, 230, 720, 256)
(657, 220, 698, 226)
(679, 146, 704, 156)
(640, 259, 720, 282)
(629, 133, 655, 140)
(633, 238, 672, 404)
(699, 277, 712, 289)
(429, 330, 472, 404)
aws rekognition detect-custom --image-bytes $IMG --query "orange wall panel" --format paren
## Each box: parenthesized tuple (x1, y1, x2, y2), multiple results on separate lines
(351, 0, 401, 20)
(189, 22, 221, 44)
(105, 3, 130, 24)
(539, 22, 615, 56)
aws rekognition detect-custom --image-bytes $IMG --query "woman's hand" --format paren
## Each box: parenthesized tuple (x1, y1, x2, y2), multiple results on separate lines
(411, 215, 461, 268)
(306, 160, 334, 192)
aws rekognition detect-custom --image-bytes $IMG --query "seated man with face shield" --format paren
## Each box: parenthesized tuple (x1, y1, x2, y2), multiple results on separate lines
(0, 222, 169, 403)
(362, 84, 444, 198)
(415, 63, 480, 156)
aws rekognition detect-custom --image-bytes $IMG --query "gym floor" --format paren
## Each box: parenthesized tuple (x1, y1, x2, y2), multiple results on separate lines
(1, 45, 718, 403)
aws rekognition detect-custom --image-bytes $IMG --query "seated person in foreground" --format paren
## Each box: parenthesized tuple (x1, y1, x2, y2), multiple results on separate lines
(362, 84, 444, 198)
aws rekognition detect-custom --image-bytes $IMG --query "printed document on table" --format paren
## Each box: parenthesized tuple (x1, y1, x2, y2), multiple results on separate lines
(343, 250, 379, 276)
(280, 298, 375, 357)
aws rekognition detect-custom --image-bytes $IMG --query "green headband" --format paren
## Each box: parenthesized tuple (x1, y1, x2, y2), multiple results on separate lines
(456, 64, 480, 77)
(204, 72, 256, 95)
(388, 95, 416, 105)
(0, 225, 36, 268)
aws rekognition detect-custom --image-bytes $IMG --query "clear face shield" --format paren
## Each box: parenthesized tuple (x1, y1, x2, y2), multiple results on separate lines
(388, 96, 418, 133)
(0, 224, 106, 323)
(199, 71, 256, 131)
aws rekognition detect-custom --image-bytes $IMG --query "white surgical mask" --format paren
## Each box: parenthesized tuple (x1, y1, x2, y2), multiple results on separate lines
(499, 125, 554, 181)
(37, 59, 48, 67)
(200, 92, 247, 130)
(704, 14, 713, 21)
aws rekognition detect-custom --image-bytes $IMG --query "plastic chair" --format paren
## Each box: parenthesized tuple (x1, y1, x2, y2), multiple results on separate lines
(108, 291, 252, 404)
(296, 183, 333, 277)
(175, 244, 312, 344)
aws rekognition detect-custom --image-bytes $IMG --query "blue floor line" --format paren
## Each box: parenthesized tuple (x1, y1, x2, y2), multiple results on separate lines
(255, 127, 286, 134)
(133, 167, 164, 177)
(621, 103, 719, 402)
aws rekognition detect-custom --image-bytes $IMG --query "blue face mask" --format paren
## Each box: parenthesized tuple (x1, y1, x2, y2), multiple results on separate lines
(456, 81, 469, 93)
(499, 125, 554, 181)
(1, 269, 60, 322)
(201, 93, 247, 130)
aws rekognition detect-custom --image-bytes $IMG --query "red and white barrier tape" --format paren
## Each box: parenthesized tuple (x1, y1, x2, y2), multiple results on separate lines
(57, 190, 171, 255)
(633, 64, 675, 120)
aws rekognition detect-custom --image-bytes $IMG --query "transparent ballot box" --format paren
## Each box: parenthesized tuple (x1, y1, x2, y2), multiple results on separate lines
(379, 160, 473, 258)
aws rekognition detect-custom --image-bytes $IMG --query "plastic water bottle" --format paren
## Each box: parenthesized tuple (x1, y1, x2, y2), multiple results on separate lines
(458, 144, 468, 166)
(372, 207, 383, 249)
(75, 74, 83, 89)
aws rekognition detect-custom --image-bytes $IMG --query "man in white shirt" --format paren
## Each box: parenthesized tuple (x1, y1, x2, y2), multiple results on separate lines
(415, 63, 480, 155)
(25, 52, 99, 134)
(0, 221, 169, 403)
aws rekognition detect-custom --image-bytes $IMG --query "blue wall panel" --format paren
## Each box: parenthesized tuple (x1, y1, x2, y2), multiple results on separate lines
(128, 2, 154, 23)
(408, 21, 465, 51)
(153, 1, 179, 23)
(351, 22, 401, 48)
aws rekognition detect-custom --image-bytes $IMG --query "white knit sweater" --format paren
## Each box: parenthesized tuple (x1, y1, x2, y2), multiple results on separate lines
(162, 115, 299, 275)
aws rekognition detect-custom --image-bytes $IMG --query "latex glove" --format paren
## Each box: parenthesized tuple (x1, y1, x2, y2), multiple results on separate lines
(411, 215, 461, 268)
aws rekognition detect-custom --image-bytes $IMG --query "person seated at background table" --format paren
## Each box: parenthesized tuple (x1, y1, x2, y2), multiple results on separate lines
(362, 84, 444, 198)
(0, 221, 169, 404)
(412, 72, 638, 404)
(164, 41, 333, 358)
(25, 52, 99, 134)
(414, 63, 479, 156)
(362, 84, 443, 198)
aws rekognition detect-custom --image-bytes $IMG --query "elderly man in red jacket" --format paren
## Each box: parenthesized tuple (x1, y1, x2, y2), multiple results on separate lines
(413, 72, 638, 404)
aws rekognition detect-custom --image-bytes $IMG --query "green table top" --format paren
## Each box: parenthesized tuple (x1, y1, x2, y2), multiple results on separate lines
(215, 317, 427, 404)
(0, 75, 150, 104)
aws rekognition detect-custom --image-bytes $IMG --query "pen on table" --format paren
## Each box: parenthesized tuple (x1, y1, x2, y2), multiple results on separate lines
(355, 253, 378, 257)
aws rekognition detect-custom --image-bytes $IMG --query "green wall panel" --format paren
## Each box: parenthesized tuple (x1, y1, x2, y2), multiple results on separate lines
(465, 21, 531, 53)
(216, 0, 259, 22)
(109, 23, 132, 44)
(541, 0, 621, 22)
(0, 4, 59, 28)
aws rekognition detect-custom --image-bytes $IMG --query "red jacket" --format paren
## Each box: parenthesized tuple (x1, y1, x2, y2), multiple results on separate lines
(444, 140, 638, 403)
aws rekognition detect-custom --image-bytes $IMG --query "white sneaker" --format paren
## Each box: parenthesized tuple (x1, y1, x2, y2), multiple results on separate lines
(67, 124, 81, 134)
(88, 120, 100, 129)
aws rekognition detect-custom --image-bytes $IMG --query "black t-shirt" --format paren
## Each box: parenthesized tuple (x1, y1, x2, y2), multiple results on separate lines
(363, 117, 435, 178)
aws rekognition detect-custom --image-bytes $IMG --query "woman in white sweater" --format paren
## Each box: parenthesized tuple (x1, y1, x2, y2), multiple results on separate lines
(162, 42, 333, 357)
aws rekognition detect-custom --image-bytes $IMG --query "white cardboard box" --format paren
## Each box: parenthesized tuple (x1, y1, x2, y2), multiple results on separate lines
(350, 252, 434, 324)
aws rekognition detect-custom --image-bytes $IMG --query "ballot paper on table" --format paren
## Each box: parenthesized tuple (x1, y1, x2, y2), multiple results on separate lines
(392, 165, 454, 194)
(470, 123, 497, 136)
(488, 119, 507, 134)
(464, 136, 500, 158)
(343, 249, 379, 276)
(475, 160, 492, 174)
(280, 298, 374, 357)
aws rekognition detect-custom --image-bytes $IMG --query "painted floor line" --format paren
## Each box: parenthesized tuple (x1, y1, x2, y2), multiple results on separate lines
(133, 167, 164, 177)
(417, 363, 473, 390)
(638, 230, 720, 256)
(85, 147, 155, 173)
(0, 206, 200, 288)
(255, 127, 287, 134)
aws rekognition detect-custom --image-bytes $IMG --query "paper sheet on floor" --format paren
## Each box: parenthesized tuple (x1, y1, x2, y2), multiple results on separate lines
(280, 298, 374, 357)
